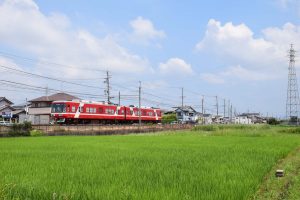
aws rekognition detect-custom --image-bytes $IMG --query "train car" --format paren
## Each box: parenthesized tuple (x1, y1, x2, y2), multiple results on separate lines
(50, 100, 161, 124)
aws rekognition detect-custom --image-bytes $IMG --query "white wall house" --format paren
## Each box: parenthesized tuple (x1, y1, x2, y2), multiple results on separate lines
(234, 115, 253, 124)
(28, 93, 79, 124)
(175, 106, 200, 123)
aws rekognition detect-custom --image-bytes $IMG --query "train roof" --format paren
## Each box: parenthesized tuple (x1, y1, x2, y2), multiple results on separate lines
(52, 100, 160, 110)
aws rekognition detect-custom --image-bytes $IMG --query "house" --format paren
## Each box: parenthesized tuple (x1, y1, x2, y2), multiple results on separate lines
(212, 115, 225, 124)
(0, 97, 15, 122)
(234, 114, 253, 124)
(11, 104, 29, 123)
(234, 113, 266, 125)
(174, 106, 200, 123)
(245, 113, 266, 124)
(202, 113, 213, 124)
(28, 92, 79, 124)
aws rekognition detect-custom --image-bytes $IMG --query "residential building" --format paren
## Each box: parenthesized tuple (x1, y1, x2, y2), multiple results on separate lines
(174, 106, 200, 123)
(234, 113, 266, 125)
(0, 97, 15, 122)
(202, 113, 213, 124)
(234, 114, 253, 125)
(28, 92, 79, 124)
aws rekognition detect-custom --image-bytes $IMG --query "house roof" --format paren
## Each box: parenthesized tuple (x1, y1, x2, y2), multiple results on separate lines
(0, 97, 13, 105)
(0, 105, 16, 112)
(12, 109, 26, 115)
(174, 106, 197, 113)
(29, 93, 79, 102)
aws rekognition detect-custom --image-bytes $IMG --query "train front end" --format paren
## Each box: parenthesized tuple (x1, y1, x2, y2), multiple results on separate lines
(50, 101, 74, 123)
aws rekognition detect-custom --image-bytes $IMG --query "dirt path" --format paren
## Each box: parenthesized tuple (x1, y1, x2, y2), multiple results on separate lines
(253, 147, 300, 200)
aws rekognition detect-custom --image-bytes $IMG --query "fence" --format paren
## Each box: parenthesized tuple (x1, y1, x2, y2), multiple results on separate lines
(0, 124, 194, 136)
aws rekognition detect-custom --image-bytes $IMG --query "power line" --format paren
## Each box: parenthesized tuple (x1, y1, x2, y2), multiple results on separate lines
(0, 80, 107, 98)
(0, 51, 108, 73)
(0, 65, 105, 89)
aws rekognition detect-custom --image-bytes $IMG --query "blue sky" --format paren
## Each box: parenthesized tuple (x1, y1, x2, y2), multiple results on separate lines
(0, 0, 300, 117)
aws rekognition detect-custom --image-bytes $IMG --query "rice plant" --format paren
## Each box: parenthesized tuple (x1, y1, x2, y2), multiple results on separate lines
(0, 127, 299, 199)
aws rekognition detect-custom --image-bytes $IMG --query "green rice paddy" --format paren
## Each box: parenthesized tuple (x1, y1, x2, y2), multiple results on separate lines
(1, 126, 300, 199)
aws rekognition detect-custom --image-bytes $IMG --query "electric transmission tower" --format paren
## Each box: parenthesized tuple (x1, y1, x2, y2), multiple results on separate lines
(286, 44, 300, 122)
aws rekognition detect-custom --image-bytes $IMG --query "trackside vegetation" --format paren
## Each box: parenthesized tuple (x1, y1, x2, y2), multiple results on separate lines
(0, 125, 300, 199)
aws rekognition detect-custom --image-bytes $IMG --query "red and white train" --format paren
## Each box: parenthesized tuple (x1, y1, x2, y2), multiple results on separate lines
(50, 100, 162, 124)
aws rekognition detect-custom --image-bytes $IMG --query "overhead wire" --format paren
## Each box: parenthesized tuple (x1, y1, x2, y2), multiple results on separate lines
(0, 65, 105, 89)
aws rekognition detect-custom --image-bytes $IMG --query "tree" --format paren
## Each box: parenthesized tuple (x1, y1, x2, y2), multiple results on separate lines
(162, 113, 177, 124)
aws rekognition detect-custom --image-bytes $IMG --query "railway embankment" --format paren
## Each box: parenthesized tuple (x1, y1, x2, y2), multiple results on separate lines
(0, 124, 193, 137)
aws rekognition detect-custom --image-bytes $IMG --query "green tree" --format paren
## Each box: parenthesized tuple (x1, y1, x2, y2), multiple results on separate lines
(162, 113, 177, 124)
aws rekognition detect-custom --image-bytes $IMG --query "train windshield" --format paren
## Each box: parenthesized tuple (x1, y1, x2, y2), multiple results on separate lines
(51, 103, 66, 113)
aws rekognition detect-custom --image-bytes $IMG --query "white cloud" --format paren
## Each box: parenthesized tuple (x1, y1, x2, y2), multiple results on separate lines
(200, 65, 278, 84)
(0, 0, 151, 77)
(130, 16, 166, 46)
(221, 65, 277, 81)
(196, 19, 300, 82)
(200, 73, 225, 84)
(196, 19, 286, 68)
(159, 58, 193, 75)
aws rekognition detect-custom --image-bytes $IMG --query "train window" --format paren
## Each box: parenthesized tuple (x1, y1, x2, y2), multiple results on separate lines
(86, 108, 89, 113)
(157, 111, 161, 116)
(51, 103, 66, 113)
(143, 111, 147, 116)
(79, 106, 83, 112)
(72, 106, 76, 112)
(130, 110, 133, 115)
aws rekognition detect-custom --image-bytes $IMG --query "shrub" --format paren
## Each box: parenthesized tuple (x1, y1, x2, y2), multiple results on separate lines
(162, 114, 177, 124)
(193, 125, 218, 132)
(30, 129, 44, 137)
(279, 127, 300, 134)
(8, 122, 32, 136)
(267, 118, 280, 125)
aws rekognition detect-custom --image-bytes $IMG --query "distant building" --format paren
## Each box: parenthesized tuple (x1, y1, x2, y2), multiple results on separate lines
(0, 97, 15, 122)
(212, 115, 225, 124)
(234, 114, 253, 125)
(174, 106, 200, 123)
(234, 113, 266, 125)
(202, 113, 213, 124)
(28, 93, 79, 124)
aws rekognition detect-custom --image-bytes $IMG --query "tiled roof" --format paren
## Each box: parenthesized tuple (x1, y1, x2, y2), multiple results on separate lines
(0, 105, 16, 112)
(29, 93, 79, 102)
(174, 106, 197, 113)
(0, 97, 13, 105)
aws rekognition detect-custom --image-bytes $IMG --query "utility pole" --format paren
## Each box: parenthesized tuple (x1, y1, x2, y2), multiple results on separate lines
(46, 85, 49, 100)
(216, 96, 219, 116)
(104, 71, 112, 104)
(118, 91, 121, 106)
(201, 95, 204, 124)
(230, 104, 233, 123)
(228, 100, 230, 119)
(181, 87, 184, 108)
(25, 98, 28, 121)
(223, 99, 226, 117)
(139, 81, 142, 128)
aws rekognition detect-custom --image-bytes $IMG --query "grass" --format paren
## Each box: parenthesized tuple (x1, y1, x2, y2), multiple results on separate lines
(0, 126, 300, 199)
(254, 147, 300, 200)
